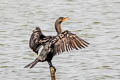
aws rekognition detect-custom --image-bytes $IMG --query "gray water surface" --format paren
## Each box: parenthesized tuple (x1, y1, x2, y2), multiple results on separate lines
(0, 0, 120, 80)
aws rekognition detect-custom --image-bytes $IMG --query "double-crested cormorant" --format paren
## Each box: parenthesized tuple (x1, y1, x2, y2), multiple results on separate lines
(24, 17, 89, 71)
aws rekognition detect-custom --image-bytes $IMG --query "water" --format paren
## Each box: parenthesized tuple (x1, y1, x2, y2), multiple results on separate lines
(0, 0, 120, 80)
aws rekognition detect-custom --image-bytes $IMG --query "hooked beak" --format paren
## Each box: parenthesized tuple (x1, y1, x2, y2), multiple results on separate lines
(62, 17, 69, 22)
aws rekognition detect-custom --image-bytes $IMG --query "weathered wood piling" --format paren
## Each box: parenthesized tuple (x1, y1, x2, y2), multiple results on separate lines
(49, 67, 56, 80)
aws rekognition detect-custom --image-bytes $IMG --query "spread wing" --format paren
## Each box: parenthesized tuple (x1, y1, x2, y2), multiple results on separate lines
(29, 27, 46, 54)
(51, 31, 89, 55)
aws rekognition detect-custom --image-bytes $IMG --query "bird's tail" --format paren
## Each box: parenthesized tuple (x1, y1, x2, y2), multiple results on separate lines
(24, 59, 39, 68)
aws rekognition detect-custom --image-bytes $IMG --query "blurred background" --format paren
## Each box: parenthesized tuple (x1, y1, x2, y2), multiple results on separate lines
(0, 0, 120, 80)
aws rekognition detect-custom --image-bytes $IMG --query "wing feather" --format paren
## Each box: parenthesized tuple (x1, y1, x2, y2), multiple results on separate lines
(61, 38, 65, 52)
(52, 31, 89, 55)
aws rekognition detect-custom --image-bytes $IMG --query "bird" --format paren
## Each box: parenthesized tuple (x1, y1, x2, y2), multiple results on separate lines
(24, 17, 89, 71)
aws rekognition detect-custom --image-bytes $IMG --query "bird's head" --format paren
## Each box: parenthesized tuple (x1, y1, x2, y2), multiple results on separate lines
(56, 17, 69, 23)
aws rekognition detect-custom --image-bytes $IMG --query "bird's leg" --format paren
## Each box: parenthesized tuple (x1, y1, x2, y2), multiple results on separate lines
(48, 61, 56, 72)
(48, 61, 56, 80)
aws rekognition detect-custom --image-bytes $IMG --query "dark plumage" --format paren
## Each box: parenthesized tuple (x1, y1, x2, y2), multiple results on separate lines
(24, 17, 89, 69)
(29, 27, 53, 54)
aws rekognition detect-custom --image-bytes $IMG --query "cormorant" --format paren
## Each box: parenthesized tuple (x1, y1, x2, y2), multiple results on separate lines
(24, 17, 89, 71)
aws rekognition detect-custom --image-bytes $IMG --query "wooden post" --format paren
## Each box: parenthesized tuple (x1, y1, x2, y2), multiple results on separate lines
(49, 67, 56, 80)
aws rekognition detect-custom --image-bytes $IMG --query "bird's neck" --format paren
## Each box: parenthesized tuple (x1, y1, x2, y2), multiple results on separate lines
(55, 21, 62, 34)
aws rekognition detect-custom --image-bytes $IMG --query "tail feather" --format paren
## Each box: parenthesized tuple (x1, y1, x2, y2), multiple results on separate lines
(24, 59, 39, 68)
